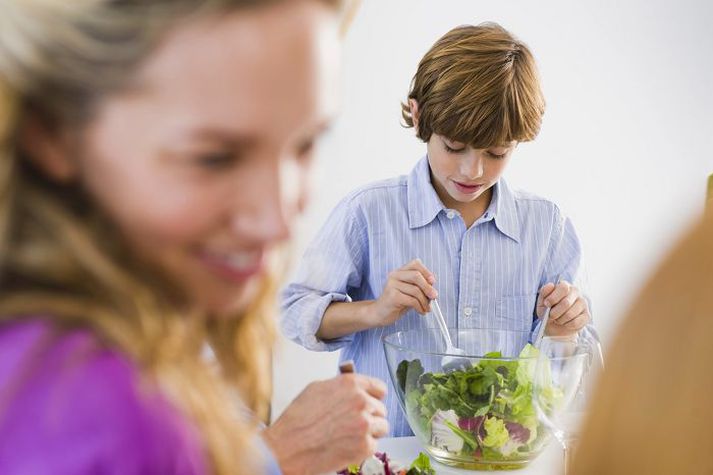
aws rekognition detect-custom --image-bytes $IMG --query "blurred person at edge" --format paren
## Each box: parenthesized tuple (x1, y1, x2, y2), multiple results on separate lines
(0, 1, 387, 474)
(572, 211, 713, 475)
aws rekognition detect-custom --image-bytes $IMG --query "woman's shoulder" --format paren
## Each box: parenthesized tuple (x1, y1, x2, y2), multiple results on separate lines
(0, 318, 207, 474)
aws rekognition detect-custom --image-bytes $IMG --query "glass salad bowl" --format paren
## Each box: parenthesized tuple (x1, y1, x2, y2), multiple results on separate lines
(383, 328, 553, 471)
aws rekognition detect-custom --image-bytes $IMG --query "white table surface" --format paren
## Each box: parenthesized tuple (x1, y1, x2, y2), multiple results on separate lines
(377, 437, 563, 475)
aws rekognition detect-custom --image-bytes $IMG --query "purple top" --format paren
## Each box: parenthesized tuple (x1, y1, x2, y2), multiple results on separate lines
(0, 319, 208, 474)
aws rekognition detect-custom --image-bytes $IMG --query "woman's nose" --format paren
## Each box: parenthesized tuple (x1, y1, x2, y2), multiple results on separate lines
(229, 160, 297, 246)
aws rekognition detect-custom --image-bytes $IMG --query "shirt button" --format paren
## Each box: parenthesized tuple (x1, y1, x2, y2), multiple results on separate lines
(464, 307, 473, 317)
(446, 210, 456, 219)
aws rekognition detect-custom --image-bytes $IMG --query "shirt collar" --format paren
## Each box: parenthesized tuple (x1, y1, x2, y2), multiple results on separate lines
(486, 179, 521, 243)
(407, 156, 445, 229)
(406, 156, 521, 242)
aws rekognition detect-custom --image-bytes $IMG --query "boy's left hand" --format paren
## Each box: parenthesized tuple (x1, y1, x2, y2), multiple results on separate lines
(536, 280, 590, 337)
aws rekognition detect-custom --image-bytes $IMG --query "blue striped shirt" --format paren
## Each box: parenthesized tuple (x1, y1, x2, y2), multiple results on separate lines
(280, 156, 585, 436)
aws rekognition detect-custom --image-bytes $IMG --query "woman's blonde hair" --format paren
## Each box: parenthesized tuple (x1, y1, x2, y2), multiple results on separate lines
(572, 213, 713, 475)
(402, 22, 545, 148)
(0, 1, 343, 474)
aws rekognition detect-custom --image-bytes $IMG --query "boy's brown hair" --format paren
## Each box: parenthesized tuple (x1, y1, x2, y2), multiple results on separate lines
(402, 22, 545, 148)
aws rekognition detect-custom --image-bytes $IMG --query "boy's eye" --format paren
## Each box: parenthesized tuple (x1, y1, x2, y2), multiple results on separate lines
(444, 143, 465, 154)
(487, 151, 507, 159)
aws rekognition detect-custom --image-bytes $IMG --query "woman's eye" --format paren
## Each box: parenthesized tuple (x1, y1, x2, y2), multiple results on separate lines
(296, 138, 316, 160)
(195, 151, 237, 169)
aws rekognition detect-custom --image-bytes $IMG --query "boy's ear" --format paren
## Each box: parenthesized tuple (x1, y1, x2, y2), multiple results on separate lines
(408, 98, 420, 130)
(19, 115, 78, 183)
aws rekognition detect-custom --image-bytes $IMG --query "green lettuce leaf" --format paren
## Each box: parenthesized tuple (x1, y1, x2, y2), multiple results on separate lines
(444, 420, 478, 450)
(482, 416, 510, 448)
(408, 452, 435, 474)
(400, 342, 558, 461)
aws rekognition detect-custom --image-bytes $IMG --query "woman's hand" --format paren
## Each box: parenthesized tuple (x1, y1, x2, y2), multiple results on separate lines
(536, 280, 591, 337)
(369, 259, 437, 327)
(262, 374, 389, 475)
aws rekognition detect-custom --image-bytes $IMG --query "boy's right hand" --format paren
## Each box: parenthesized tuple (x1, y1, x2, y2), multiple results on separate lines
(369, 259, 438, 327)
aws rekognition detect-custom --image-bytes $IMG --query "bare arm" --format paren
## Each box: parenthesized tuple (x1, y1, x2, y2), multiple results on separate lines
(316, 300, 378, 340)
(316, 259, 437, 341)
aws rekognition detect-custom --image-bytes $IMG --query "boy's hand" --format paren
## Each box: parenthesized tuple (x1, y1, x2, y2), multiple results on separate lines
(536, 280, 591, 337)
(370, 259, 437, 327)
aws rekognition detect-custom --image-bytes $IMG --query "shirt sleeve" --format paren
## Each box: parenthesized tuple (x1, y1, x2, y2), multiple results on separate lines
(256, 435, 284, 475)
(0, 328, 207, 475)
(280, 194, 368, 351)
(531, 205, 597, 341)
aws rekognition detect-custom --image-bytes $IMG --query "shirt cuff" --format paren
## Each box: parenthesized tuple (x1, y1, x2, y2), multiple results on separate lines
(256, 433, 283, 475)
(297, 292, 355, 352)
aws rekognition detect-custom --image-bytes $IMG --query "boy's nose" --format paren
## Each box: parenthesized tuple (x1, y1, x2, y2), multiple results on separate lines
(461, 154, 484, 179)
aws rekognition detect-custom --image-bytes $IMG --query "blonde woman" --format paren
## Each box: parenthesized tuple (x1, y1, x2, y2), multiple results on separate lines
(0, 1, 387, 474)
(571, 212, 713, 475)
(282, 22, 594, 437)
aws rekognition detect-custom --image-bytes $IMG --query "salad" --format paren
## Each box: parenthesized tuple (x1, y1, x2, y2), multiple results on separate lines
(338, 451, 434, 475)
(397, 343, 559, 463)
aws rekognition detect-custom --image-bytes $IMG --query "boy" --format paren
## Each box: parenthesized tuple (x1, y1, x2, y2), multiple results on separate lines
(281, 22, 592, 436)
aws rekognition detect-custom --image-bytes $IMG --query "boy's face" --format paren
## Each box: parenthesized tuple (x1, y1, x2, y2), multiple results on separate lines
(427, 133, 515, 213)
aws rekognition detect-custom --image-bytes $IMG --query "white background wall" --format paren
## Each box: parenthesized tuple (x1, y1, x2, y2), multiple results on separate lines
(272, 0, 713, 418)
